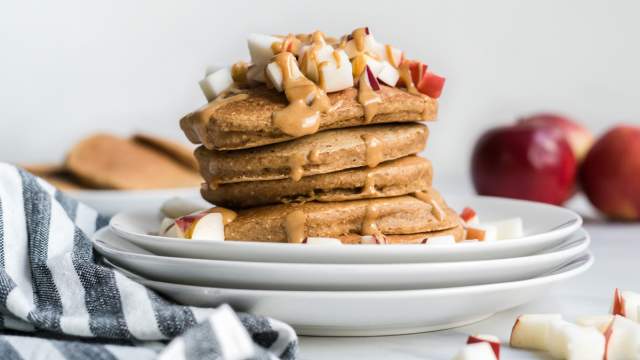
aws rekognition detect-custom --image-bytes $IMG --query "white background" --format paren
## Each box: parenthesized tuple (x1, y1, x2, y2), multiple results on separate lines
(1, 0, 639, 182)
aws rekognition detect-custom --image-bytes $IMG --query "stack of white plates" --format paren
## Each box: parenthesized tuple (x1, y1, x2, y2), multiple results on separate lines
(94, 195, 591, 336)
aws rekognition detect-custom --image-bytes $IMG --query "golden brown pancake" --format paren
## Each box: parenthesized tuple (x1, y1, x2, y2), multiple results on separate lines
(66, 134, 202, 190)
(196, 123, 428, 184)
(181, 85, 437, 150)
(337, 225, 465, 244)
(223, 191, 459, 243)
(203, 156, 433, 208)
(133, 133, 199, 171)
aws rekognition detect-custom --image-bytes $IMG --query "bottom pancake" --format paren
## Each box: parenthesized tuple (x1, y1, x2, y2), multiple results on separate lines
(223, 190, 461, 243)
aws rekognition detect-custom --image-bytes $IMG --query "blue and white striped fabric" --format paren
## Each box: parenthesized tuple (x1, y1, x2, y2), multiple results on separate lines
(0, 163, 298, 360)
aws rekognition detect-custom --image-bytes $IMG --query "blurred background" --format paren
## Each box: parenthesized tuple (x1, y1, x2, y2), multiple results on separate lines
(1, 0, 639, 187)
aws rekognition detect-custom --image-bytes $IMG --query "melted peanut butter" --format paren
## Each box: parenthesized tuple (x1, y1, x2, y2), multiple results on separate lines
(361, 172, 377, 195)
(231, 61, 249, 84)
(180, 93, 249, 149)
(308, 148, 321, 163)
(288, 152, 306, 181)
(361, 134, 383, 168)
(361, 204, 380, 235)
(271, 34, 300, 55)
(206, 207, 238, 225)
(385, 45, 397, 68)
(414, 191, 445, 221)
(271, 52, 331, 137)
(351, 28, 367, 52)
(285, 209, 306, 243)
(332, 51, 342, 68)
(398, 62, 419, 95)
(357, 70, 382, 123)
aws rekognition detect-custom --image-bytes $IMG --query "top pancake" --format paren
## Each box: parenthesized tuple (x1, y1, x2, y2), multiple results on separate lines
(181, 85, 437, 150)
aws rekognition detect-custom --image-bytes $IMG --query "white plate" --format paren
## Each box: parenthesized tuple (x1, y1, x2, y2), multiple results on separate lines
(109, 195, 582, 263)
(94, 227, 590, 290)
(67, 187, 202, 216)
(112, 254, 593, 336)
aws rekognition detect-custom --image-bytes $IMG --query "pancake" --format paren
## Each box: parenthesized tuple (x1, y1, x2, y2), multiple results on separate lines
(181, 85, 437, 150)
(196, 123, 428, 184)
(223, 191, 460, 243)
(202, 156, 432, 208)
(337, 225, 465, 244)
(66, 134, 202, 190)
(133, 133, 199, 171)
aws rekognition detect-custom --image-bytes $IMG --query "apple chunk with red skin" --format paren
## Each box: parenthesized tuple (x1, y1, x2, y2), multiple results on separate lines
(518, 113, 594, 162)
(580, 125, 640, 221)
(471, 124, 577, 205)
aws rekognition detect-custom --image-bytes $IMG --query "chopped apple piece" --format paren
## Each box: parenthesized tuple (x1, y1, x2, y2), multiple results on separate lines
(423, 235, 456, 246)
(466, 225, 497, 241)
(510, 314, 562, 351)
(467, 334, 500, 358)
(265, 53, 305, 93)
(452, 342, 497, 360)
(190, 213, 225, 241)
(247, 33, 281, 65)
(360, 234, 387, 244)
(484, 218, 524, 240)
(351, 54, 384, 78)
(576, 315, 615, 332)
(416, 71, 446, 99)
(605, 315, 640, 360)
(199, 67, 234, 101)
(459, 207, 479, 226)
(343, 32, 377, 59)
(405, 60, 428, 86)
(547, 319, 605, 360)
(371, 43, 404, 68)
(304, 237, 342, 245)
(318, 50, 354, 93)
(299, 43, 335, 82)
(612, 288, 640, 322)
(161, 197, 206, 219)
(246, 63, 267, 84)
(376, 61, 399, 87)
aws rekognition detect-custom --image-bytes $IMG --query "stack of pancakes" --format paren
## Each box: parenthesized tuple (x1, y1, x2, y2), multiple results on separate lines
(181, 85, 464, 244)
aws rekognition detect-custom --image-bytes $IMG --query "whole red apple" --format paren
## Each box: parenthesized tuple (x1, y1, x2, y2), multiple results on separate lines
(471, 125, 577, 205)
(580, 125, 640, 220)
(518, 113, 594, 162)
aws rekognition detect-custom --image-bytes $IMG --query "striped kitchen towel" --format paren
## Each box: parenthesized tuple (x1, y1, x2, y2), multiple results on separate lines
(0, 163, 298, 360)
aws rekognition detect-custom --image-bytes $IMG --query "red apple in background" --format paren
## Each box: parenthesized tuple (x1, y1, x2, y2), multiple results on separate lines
(580, 125, 640, 220)
(518, 113, 594, 162)
(471, 124, 577, 205)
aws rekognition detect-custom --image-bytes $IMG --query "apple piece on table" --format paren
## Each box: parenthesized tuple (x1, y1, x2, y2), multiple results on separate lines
(199, 67, 234, 101)
(576, 315, 614, 332)
(612, 288, 640, 322)
(318, 50, 353, 92)
(247, 33, 281, 65)
(190, 213, 225, 241)
(547, 319, 605, 360)
(452, 342, 497, 360)
(510, 314, 562, 351)
(604, 315, 640, 360)
(484, 218, 524, 240)
(467, 334, 500, 359)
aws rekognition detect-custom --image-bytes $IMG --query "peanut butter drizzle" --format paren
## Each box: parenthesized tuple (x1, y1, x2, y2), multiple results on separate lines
(272, 52, 331, 137)
(308, 148, 321, 164)
(289, 153, 306, 181)
(414, 191, 445, 221)
(181, 93, 249, 149)
(271, 34, 299, 55)
(357, 70, 382, 123)
(384, 45, 397, 68)
(361, 134, 383, 168)
(361, 204, 380, 235)
(231, 61, 249, 84)
(285, 209, 306, 243)
(206, 207, 238, 225)
(332, 51, 342, 68)
(352, 28, 367, 52)
(398, 62, 419, 95)
(361, 172, 377, 195)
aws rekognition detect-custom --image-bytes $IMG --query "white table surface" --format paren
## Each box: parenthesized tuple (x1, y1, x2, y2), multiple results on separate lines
(298, 194, 638, 359)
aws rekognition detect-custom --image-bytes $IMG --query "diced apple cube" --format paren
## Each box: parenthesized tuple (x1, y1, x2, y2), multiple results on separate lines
(377, 61, 399, 87)
(319, 50, 353, 92)
(424, 235, 456, 246)
(510, 314, 562, 351)
(190, 213, 225, 241)
(247, 33, 281, 65)
(304, 237, 342, 245)
(484, 218, 524, 240)
(416, 71, 446, 99)
(547, 319, 605, 360)
(265, 62, 284, 92)
(576, 315, 615, 332)
(452, 342, 497, 360)
(605, 315, 640, 360)
(467, 334, 500, 359)
(199, 67, 234, 101)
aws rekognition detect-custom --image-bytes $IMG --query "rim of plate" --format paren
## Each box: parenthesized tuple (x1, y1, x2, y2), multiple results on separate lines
(115, 252, 594, 296)
(93, 226, 590, 269)
(109, 195, 582, 251)
(68, 186, 200, 199)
